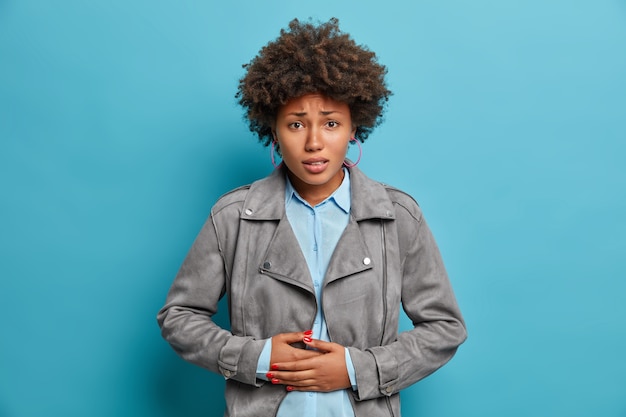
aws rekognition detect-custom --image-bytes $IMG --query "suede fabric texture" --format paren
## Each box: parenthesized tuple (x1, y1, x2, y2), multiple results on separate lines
(157, 165, 466, 417)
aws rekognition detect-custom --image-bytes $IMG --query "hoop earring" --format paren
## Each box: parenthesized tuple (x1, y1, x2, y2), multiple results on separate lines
(270, 141, 282, 169)
(343, 138, 362, 168)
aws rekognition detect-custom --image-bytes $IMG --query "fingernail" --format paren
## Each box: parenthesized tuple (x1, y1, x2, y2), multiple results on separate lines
(304, 330, 313, 336)
(266, 372, 274, 379)
(271, 364, 279, 370)
(286, 386, 294, 391)
(271, 378, 280, 384)
(303, 337, 312, 343)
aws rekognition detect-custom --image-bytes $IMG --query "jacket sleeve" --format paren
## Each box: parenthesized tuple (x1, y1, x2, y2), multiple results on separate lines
(156, 213, 266, 386)
(349, 203, 467, 401)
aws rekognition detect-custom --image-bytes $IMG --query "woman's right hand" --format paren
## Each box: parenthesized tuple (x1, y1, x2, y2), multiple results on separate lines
(270, 331, 322, 364)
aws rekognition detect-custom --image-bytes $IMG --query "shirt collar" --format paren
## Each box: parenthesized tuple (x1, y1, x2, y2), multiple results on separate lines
(241, 165, 394, 221)
(285, 168, 351, 214)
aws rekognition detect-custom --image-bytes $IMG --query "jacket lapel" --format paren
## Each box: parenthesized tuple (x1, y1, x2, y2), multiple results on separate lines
(259, 215, 315, 294)
(244, 165, 395, 290)
(349, 166, 396, 221)
(324, 218, 374, 285)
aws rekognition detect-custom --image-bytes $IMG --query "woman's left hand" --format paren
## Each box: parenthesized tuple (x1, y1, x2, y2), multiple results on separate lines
(268, 339, 351, 392)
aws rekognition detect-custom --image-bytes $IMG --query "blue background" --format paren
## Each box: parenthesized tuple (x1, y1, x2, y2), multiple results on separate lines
(1, 1, 625, 416)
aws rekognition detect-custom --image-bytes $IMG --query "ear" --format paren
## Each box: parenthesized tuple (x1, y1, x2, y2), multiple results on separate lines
(271, 130, 277, 143)
(351, 125, 357, 138)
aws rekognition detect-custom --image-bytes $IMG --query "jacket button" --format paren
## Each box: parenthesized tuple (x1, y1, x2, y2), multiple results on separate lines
(245, 208, 253, 216)
(263, 261, 271, 269)
(363, 257, 371, 265)
(223, 369, 232, 377)
(385, 386, 393, 394)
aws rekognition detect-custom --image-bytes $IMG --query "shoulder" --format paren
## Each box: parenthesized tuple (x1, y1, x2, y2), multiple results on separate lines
(379, 183, 424, 224)
(211, 185, 250, 216)
(350, 167, 423, 222)
(210, 169, 284, 219)
(208, 169, 286, 224)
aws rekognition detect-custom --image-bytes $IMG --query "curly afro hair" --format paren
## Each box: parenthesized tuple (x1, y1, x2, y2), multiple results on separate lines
(236, 18, 392, 146)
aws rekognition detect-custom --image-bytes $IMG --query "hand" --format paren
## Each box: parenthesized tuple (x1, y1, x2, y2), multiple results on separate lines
(270, 331, 322, 365)
(268, 337, 351, 392)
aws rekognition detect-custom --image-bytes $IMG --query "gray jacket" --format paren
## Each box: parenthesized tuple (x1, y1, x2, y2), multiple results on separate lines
(157, 166, 466, 417)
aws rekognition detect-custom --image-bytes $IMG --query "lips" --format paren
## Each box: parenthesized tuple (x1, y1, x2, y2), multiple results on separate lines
(303, 158, 328, 164)
(303, 158, 329, 173)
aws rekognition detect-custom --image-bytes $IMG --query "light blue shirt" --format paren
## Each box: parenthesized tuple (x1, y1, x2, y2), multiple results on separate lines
(256, 169, 357, 417)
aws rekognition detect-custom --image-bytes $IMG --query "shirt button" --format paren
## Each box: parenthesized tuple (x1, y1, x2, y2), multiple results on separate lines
(314, 281, 319, 287)
(245, 208, 253, 216)
(363, 257, 371, 265)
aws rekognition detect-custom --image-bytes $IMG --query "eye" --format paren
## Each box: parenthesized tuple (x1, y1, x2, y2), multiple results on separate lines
(326, 120, 339, 128)
(288, 122, 303, 129)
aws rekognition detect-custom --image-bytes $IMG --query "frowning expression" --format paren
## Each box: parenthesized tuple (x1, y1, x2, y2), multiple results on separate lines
(273, 93, 356, 206)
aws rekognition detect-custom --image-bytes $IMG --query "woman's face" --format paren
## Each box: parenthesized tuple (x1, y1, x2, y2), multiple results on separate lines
(273, 93, 356, 206)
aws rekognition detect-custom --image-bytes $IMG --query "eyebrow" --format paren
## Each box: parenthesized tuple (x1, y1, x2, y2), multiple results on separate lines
(287, 110, 343, 117)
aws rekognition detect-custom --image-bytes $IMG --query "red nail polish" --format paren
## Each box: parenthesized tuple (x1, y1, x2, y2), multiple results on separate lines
(271, 364, 279, 370)
(303, 337, 312, 343)
(304, 330, 313, 336)
(271, 378, 280, 384)
(266, 372, 274, 379)
(286, 386, 294, 391)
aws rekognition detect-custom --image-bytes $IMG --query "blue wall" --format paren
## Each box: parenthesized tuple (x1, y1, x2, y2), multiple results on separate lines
(1, 1, 625, 416)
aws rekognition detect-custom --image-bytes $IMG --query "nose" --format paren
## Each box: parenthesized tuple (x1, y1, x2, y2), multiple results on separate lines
(305, 127, 323, 152)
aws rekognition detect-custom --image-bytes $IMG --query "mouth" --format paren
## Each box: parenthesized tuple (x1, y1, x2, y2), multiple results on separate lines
(302, 158, 329, 173)
(303, 157, 329, 165)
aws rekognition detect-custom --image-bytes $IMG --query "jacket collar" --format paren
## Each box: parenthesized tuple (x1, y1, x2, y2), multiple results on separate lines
(241, 165, 396, 221)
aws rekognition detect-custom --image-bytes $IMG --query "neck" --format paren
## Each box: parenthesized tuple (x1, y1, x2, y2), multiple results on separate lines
(287, 169, 345, 206)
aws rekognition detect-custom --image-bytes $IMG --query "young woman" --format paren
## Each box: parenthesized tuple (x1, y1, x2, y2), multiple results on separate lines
(157, 18, 466, 417)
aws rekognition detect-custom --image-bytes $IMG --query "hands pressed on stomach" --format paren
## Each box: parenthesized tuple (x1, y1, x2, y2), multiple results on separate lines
(267, 331, 351, 393)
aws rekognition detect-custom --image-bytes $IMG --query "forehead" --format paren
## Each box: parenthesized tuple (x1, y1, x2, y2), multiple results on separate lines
(279, 93, 350, 115)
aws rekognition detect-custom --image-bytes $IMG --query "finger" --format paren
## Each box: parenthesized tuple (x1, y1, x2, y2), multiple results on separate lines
(267, 371, 314, 386)
(274, 330, 312, 345)
(302, 338, 340, 353)
(271, 354, 321, 372)
(285, 384, 322, 392)
(290, 349, 323, 361)
(267, 366, 317, 381)
(269, 351, 320, 372)
(284, 382, 337, 393)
